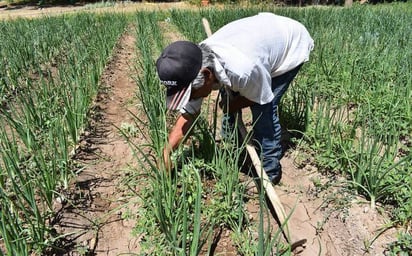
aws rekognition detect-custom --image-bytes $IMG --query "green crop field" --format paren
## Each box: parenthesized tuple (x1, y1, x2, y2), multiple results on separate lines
(0, 2, 411, 255)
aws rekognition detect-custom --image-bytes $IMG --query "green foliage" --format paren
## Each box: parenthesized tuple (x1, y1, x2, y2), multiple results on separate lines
(132, 12, 211, 255)
(386, 231, 412, 256)
(0, 13, 127, 255)
(276, 4, 411, 224)
(3, 0, 79, 5)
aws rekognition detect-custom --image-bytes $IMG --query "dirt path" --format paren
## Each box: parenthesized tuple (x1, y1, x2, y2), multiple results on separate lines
(277, 155, 397, 255)
(53, 27, 142, 255)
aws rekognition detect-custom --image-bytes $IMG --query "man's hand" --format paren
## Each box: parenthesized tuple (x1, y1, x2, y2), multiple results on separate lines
(159, 113, 195, 173)
(157, 146, 172, 173)
(162, 146, 173, 173)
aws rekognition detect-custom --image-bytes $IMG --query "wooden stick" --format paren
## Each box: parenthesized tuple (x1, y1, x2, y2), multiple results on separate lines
(235, 100, 309, 253)
(236, 120, 288, 225)
(202, 18, 212, 37)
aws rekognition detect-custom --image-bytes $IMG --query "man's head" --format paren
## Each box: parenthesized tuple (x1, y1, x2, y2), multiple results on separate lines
(156, 41, 217, 111)
(156, 41, 202, 111)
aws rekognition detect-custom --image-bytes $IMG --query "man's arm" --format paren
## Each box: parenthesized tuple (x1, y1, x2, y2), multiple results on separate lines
(163, 113, 196, 172)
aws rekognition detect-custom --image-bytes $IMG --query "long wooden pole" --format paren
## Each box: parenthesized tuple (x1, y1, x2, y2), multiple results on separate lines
(236, 120, 289, 224)
(236, 108, 307, 252)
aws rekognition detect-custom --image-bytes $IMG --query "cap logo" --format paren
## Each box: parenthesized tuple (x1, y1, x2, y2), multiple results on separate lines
(161, 80, 178, 88)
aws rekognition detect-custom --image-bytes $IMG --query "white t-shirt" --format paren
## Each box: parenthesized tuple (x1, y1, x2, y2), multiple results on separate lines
(181, 12, 314, 115)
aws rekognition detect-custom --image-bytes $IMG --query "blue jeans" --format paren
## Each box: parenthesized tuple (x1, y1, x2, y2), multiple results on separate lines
(221, 64, 302, 183)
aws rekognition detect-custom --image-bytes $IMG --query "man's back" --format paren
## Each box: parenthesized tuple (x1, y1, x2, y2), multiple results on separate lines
(202, 12, 314, 78)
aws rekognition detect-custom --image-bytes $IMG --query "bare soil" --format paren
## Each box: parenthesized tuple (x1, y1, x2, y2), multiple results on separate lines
(51, 27, 142, 255)
(1, 3, 401, 255)
(0, 1, 193, 19)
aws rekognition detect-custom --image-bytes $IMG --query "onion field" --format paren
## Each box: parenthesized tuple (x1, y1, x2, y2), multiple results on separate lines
(0, 2, 411, 255)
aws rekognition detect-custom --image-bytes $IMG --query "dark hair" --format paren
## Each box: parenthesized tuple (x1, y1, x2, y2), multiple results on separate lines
(191, 44, 215, 89)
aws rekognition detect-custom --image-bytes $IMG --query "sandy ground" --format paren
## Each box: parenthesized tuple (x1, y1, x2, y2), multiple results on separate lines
(0, 1, 193, 20)
(1, 2, 401, 255)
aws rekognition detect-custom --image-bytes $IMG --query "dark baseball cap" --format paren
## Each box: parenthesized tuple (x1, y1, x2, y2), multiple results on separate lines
(156, 41, 202, 111)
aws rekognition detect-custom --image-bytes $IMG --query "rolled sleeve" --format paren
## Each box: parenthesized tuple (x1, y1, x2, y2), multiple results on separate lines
(180, 98, 203, 115)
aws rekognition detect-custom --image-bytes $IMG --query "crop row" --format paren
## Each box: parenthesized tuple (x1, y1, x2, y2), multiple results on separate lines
(131, 4, 411, 254)
(0, 13, 127, 254)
